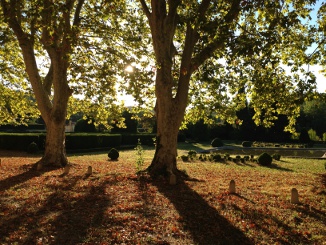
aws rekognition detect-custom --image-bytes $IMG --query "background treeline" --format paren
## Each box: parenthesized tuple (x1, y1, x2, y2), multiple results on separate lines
(181, 96, 326, 143)
(1, 95, 326, 152)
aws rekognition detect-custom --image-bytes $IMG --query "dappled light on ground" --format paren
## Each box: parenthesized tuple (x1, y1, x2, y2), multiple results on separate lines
(0, 151, 325, 244)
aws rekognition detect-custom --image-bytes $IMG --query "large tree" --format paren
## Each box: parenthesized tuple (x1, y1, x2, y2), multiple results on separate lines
(137, 0, 317, 179)
(0, 0, 125, 168)
(0, 0, 89, 167)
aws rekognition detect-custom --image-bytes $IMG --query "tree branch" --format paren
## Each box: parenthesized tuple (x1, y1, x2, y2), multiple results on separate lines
(73, 0, 85, 26)
(197, 0, 211, 21)
(191, 0, 242, 69)
(139, 0, 151, 19)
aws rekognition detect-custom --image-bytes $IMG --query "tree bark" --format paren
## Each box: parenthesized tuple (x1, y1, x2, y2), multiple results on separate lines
(148, 101, 180, 176)
(38, 117, 68, 167)
(147, 65, 189, 178)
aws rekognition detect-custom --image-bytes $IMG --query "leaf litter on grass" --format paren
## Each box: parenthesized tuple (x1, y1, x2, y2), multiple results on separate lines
(0, 151, 325, 244)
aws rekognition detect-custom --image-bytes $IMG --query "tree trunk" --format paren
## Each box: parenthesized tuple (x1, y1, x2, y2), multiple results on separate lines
(37, 59, 71, 168)
(147, 68, 188, 178)
(38, 118, 68, 168)
(148, 113, 179, 177)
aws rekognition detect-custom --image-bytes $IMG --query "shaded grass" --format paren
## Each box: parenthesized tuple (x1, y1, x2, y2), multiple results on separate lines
(0, 146, 325, 245)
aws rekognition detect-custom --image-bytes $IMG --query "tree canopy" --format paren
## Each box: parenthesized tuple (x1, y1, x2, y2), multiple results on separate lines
(1, 0, 324, 176)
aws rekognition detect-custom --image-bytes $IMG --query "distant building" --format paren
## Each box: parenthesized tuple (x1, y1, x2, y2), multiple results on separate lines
(65, 120, 76, 132)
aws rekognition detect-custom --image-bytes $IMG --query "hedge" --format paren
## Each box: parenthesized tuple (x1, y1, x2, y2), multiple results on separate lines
(65, 133, 122, 150)
(120, 133, 156, 146)
(0, 133, 157, 151)
(0, 133, 45, 151)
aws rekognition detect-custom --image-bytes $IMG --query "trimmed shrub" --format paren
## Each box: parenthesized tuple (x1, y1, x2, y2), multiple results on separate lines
(272, 154, 281, 161)
(108, 148, 119, 160)
(188, 150, 197, 159)
(242, 141, 252, 147)
(27, 142, 39, 154)
(181, 155, 189, 162)
(199, 154, 207, 161)
(212, 153, 222, 162)
(211, 138, 224, 147)
(257, 152, 272, 166)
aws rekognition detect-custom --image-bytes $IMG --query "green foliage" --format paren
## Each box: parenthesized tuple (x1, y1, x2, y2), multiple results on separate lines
(300, 97, 326, 138)
(211, 138, 224, 147)
(108, 148, 119, 161)
(242, 141, 252, 147)
(74, 119, 96, 133)
(112, 110, 138, 133)
(308, 129, 320, 141)
(27, 142, 39, 154)
(257, 153, 273, 166)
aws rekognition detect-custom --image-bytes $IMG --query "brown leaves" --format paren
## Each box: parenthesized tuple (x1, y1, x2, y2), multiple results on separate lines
(0, 152, 325, 244)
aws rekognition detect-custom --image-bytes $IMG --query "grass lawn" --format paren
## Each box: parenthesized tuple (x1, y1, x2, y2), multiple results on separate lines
(0, 143, 325, 245)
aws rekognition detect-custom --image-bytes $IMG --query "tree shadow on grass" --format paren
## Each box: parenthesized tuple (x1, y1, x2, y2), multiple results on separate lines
(265, 163, 293, 172)
(231, 203, 310, 244)
(0, 174, 115, 245)
(0, 150, 42, 158)
(0, 164, 41, 192)
(50, 180, 114, 244)
(153, 178, 254, 245)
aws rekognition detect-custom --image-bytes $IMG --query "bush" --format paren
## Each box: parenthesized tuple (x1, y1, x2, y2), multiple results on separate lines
(108, 148, 119, 160)
(257, 152, 272, 166)
(212, 153, 222, 162)
(198, 154, 207, 161)
(188, 150, 197, 159)
(181, 155, 189, 162)
(242, 141, 252, 147)
(211, 138, 224, 147)
(272, 154, 281, 161)
(27, 142, 39, 154)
